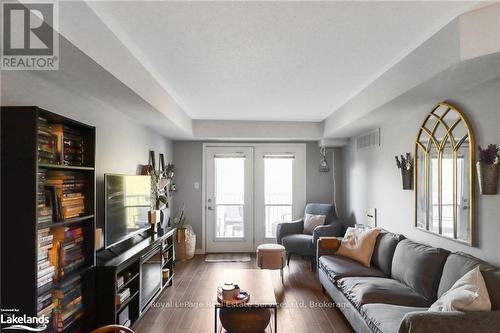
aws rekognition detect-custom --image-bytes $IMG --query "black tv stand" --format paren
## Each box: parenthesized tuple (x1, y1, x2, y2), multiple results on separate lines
(93, 228, 175, 329)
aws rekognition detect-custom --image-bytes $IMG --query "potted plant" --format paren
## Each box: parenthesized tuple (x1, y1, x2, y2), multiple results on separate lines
(477, 144, 499, 194)
(395, 153, 413, 190)
(173, 205, 196, 261)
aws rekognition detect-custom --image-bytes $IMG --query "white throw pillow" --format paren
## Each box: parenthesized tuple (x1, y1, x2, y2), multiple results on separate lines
(429, 266, 491, 312)
(303, 213, 326, 235)
(336, 227, 381, 267)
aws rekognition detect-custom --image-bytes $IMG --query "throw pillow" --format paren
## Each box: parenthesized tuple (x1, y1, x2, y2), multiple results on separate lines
(429, 266, 491, 312)
(303, 213, 326, 235)
(336, 227, 381, 267)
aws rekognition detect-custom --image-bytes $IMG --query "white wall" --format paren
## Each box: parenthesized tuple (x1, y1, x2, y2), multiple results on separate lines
(1, 71, 173, 229)
(172, 141, 339, 249)
(343, 77, 500, 265)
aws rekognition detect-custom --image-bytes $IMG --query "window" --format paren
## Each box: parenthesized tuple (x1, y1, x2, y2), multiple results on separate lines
(215, 157, 245, 238)
(264, 156, 293, 238)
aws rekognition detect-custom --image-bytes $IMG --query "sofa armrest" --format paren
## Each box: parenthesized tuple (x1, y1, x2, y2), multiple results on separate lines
(313, 223, 343, 246)
(398, 310, 500, 333)
(276, 219, 304, 244)
(316, 237, 341, 259)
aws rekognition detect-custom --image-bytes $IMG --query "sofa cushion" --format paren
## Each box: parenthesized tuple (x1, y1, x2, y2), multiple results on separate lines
(337, 277, 432, 309)
(361, 303, 428, 333)
(391, 239, 450, 302)
(438, 252, 500, 310)
(319, 255, 387, 282)
(371, 231, 405, 276)
(281, 234, 313, 256)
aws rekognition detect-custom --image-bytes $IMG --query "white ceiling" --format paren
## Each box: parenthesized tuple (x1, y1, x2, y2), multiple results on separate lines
(88, 1, 476, 121)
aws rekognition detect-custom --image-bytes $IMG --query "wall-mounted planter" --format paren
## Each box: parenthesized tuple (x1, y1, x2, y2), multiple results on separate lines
(477, 161, 499, 194)
(401, 168, 413, 190)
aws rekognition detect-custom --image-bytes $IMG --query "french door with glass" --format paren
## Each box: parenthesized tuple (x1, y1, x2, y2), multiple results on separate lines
(254, 145, 306, 246)
(205, 147, 254, 253)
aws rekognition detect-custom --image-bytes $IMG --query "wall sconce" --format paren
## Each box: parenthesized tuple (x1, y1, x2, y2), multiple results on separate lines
(319, 146, 330, 172)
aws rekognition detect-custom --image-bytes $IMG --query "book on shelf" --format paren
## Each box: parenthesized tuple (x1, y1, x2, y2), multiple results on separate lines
(45, 170, 86, 221)
(37, 117, 57, 164)
(37, 170, 54, 224)
(53, 276, 83, 332)
(37, 292, 55, 316)
(116, 288, 131, 305)
(52, 226, 86, 279)
(38, 265, 55, 279)
(38, 274, 54, 288)
(52, 124, 85, 167)
(37, 302, 55, 318)
(117, 275, 125, 289)
(37, 228, 55, 289)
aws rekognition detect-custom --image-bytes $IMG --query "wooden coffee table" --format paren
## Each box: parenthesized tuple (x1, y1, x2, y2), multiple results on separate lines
(214, 269, 278, 333)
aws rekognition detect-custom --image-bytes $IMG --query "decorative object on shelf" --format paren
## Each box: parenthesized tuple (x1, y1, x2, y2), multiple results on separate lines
(414, 102, 475, 245)
(395, 153, 413, 190)
(173, 206, 196, 261)
(319, 146, 330, 172)
(165, 163, 175, 179)
(141, 151, 171, 209)
(477, 144, 499, 195)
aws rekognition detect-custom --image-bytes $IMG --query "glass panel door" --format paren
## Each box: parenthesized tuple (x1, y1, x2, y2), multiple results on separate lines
(205, 147, 254, 253)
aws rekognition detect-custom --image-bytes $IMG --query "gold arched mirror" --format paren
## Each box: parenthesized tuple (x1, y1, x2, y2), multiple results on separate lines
(415, 102, 475, 245)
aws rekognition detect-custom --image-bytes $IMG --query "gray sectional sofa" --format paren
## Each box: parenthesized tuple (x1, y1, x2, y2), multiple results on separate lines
(317, 230, 500, 333)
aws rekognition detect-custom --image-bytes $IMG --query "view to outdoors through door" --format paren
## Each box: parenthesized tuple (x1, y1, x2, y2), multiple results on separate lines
(264, 157, 293, 238)
(215, 157, 245, 238)
(205, 147, 254, 253)
(205, 145, 305, 253)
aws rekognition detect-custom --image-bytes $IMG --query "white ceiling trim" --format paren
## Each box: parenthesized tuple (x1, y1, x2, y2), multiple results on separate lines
(324, 1, 480, 119)
(57, 1, 193, 137)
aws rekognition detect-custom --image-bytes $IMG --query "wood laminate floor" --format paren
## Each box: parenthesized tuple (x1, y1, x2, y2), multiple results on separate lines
(134, 254, 354, 333)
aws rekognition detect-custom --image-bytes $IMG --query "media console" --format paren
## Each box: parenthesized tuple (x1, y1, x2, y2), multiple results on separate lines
(93, 228, 175, 328)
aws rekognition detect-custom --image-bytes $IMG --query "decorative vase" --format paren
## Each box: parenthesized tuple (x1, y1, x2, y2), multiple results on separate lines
(477, 160, 499, 194)
(400, 168, 413, 190)
(175, 225, 196, 261)
(219, 308, 271, 333)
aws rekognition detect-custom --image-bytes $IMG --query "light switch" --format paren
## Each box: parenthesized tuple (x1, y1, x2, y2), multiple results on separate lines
(194, 181, 200, 190)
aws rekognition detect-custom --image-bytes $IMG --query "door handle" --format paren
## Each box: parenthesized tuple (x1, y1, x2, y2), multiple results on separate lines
(207, 206, 213, 210)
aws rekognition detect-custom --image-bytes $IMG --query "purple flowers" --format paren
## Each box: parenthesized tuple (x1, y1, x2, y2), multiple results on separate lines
(478, 144, 499, 165)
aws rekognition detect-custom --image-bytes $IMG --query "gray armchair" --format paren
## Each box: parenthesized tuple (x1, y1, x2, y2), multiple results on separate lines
(276, 203, 343, 269)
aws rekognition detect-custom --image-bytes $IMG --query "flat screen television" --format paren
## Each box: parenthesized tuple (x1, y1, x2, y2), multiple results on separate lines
(104, 174, 152, 248)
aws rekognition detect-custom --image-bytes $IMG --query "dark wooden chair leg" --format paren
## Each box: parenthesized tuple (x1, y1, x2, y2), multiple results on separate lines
(321, 285, 326, 294)
(286, 252, 291, 266)
(310, 258, 316, 272)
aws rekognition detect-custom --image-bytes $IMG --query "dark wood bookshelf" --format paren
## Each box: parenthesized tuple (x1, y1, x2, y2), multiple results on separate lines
(1, 106, 96, 333)
(39, 163, 95, 171)
(37, 215, 95, 230)
(94, 229, 175, 329)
